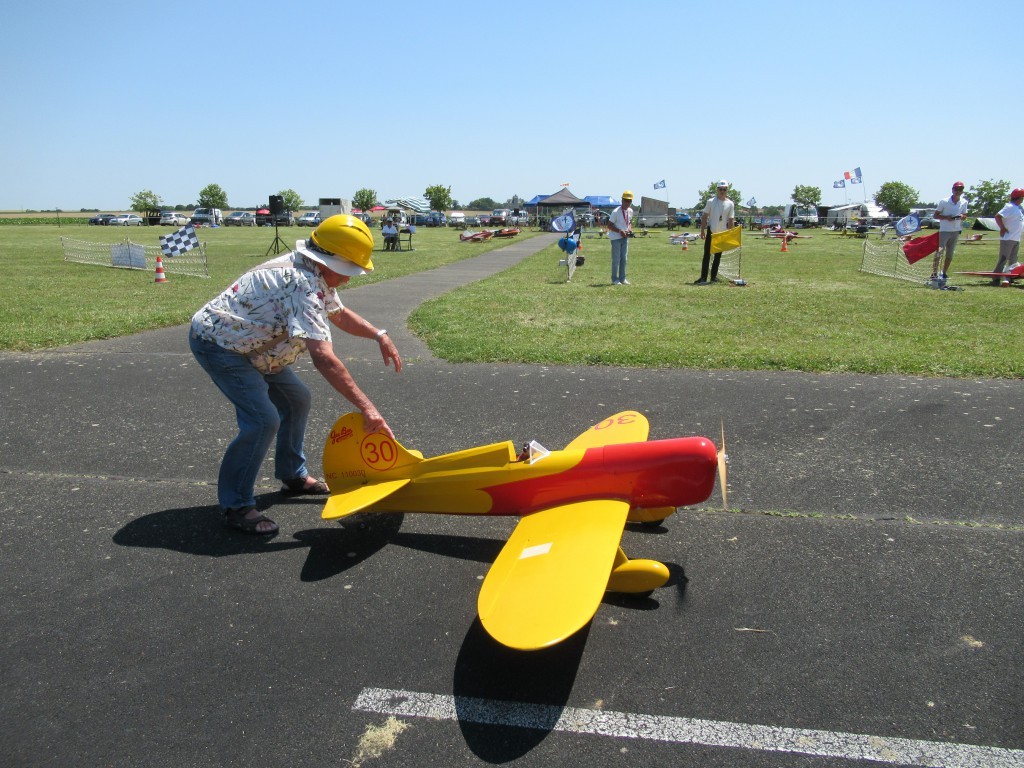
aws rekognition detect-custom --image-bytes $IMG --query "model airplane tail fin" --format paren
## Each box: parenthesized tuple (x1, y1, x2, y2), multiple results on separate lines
(323, 412, 422, 494)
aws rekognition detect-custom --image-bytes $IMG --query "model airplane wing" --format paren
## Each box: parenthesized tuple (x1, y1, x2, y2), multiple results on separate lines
(477, 498, 630, 650)
(956, 271, 1024, 279)
(956, 264, 1024, 280)
(563, 410, 649, 451)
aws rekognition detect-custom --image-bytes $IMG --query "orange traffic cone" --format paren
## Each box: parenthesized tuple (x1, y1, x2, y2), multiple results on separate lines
(780, 235, 789, 253)
(154, 255, 167, 283)
(682, 237, 689, 251)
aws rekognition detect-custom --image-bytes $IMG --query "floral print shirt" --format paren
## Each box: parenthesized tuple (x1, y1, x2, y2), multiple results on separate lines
(190, 253, 342, 373)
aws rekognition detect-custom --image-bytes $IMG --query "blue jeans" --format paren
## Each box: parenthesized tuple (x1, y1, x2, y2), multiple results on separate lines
(611, 237, 628, 283)
(189, 332, 312, 510)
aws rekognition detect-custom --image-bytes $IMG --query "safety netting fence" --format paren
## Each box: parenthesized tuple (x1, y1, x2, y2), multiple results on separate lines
(860, 238, 930, 285)
(60, 236, 209, 278)
(668, 232, 743, 284)
(717, 248, 742, 283)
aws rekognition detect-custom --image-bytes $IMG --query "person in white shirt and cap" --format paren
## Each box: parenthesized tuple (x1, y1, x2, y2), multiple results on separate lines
(932, 181, 969, 281)
(607, 190, 635, 285)
(991, 187, 1024, 282)
(696, 180, 736, 285)
(189, 214, 401, 534)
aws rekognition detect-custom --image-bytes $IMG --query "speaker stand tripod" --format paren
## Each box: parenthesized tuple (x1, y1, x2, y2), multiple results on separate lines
(265, 222, 288, 257)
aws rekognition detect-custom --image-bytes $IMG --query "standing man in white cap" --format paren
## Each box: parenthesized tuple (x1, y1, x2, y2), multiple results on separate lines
(696, 180, 736, 285)
(189, 214, 401, 534)
(932, 181, 969, 281)
(607, 190, 635, 285)
(992, 188, 1024, 283)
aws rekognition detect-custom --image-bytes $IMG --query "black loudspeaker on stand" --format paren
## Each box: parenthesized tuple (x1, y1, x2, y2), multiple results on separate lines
(265, 195, 288, 257)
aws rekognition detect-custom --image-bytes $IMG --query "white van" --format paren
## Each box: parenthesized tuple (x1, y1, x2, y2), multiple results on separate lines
(192, 207, 223, 226)
(783, 204, 818, 228)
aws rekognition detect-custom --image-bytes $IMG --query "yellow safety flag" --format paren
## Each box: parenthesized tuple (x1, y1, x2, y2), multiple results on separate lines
(710, 225, 742, 252)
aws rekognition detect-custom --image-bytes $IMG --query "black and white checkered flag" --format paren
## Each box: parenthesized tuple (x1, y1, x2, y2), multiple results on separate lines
(159, 224, 200, 257)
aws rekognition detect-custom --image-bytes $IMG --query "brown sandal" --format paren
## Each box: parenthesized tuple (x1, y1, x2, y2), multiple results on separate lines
(281, 477, 330, 495)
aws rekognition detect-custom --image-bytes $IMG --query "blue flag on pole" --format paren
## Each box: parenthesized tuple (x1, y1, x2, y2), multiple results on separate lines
(834, 180, 846, 189)
(653, 180, 666, 190)
(551, 209, 577, 233)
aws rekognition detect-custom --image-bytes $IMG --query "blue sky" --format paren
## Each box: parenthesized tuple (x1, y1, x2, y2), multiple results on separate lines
(2, 0, 1020, 212)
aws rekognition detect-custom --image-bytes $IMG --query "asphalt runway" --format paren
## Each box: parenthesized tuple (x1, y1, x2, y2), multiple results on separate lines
(2, 234, 1022, 767)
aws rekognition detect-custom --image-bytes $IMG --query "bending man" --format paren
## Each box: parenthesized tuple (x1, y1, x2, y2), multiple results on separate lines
(189, 215, 401, 534)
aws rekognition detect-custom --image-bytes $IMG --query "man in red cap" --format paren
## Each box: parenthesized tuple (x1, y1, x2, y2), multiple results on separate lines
(931, 181, 969, 281)
(992, 188, 1024, 282)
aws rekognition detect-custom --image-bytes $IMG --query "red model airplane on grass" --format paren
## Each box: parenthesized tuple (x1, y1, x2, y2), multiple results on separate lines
(956, 262, 1024, 284)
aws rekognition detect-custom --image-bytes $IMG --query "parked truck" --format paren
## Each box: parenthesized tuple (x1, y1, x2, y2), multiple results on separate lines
(318, 197, 351, 220)
(783, 204, 819, 228)
(637, 196, 670, 227)
(191, 207, 223, 226)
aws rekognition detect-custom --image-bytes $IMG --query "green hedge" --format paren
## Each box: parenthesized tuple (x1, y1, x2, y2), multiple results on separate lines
(0, 217, 91, 226)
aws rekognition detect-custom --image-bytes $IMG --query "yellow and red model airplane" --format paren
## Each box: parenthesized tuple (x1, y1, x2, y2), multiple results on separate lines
(321, 410, 726, 651)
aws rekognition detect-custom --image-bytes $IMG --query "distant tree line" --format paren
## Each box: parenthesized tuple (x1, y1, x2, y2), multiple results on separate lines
(109, 178, 1016, 218)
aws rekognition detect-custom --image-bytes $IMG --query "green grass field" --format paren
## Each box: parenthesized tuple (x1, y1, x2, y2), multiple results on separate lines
(1, 222, 1020, 378)
(0, 223, 537, 350)
(408, 227, 1024, 378)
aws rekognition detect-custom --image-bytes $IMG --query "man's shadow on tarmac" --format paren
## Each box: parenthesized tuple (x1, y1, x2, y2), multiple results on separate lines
(114, 502, 687, 762)
(111, 492, 404, 582)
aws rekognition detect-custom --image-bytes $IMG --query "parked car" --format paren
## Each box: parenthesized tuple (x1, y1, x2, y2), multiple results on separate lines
(255, 210, 294, 227)
(427, 211, 447, 227)
(465, 216, 481, 227)
(225, 211, 257, 227)
(159, 211, 190, 226)
(191, 207, 223, 226)
(510, 211, 530, 226)
(88, 213, 116, 225)
(922, 216, 940, 229)
(296, 212, 321, 227)
(675, 211, 693, 227)
(353, 212, 374, 227)
(478, 215, 492, 226)
(110, 214, 145, 226)
(491, 208, 511, 225)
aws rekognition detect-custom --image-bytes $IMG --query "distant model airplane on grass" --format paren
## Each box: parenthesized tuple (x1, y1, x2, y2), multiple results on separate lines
(321, 410, 726, 650)
(956, 262, 1024, 284)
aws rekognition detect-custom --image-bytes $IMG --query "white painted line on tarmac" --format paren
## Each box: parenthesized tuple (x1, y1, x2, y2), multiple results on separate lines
(354, 687, 1024, 767)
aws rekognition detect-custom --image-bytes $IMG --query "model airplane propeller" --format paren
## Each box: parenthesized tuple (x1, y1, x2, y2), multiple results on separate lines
(321, 410, 727, 650)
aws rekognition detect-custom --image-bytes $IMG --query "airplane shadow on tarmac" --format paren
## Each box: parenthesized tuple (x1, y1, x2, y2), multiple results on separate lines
(445, 562, 688, 761)
(452, 618, 589, 761)
(384, 532, 690, 761)
(112, 495, 404, 582)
